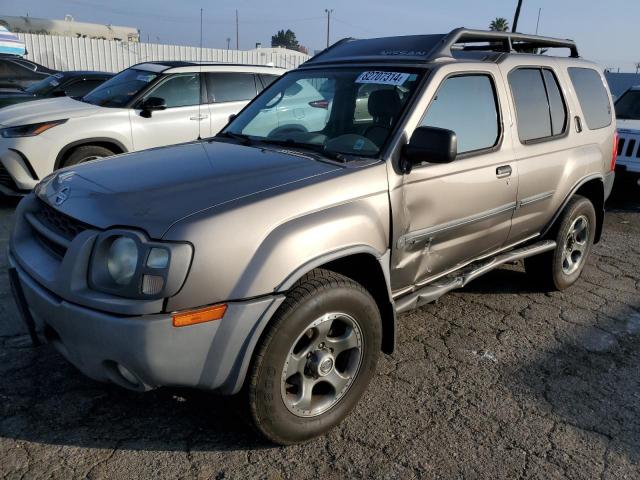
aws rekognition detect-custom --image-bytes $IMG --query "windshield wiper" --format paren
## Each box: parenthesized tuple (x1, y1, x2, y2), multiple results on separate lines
(214, 131, 253, 145)
(256, 138, 350, 163)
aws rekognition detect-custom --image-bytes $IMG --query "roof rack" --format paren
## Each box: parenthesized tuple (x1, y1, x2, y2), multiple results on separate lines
(433, 28, 579, 59)
(305, 28, 579, 66)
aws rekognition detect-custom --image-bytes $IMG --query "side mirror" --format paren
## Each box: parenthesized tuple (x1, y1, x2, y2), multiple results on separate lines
(401, 126, 457, 174)
(228, 113, 237, 123)
(139, 97, 167, 118)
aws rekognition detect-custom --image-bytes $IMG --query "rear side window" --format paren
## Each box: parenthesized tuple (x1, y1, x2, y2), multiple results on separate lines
(509, 68, 567, 142)
(421, 74, 500, 154)
(568, 67, 611, 130)
(206, 72, 257, 103)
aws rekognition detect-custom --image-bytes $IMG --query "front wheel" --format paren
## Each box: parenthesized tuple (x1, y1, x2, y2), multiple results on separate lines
(247, 269, 381, 445)
(62, 145, 115, 168)
(525, 195, 596, 290)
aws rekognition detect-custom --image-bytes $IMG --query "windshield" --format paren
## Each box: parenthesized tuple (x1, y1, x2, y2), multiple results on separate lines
(82, 68, 159, 108)
(24, 73, 64, 95)
(222, 68, 423, 157)
(615, 89, 640, 120)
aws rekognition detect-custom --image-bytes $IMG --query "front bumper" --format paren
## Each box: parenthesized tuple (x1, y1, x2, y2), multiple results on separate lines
(10, 255, 285, 394)
(0, 143, 40, 194)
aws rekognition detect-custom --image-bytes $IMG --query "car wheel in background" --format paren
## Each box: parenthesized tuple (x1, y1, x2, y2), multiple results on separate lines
(62, 145, 115, 168)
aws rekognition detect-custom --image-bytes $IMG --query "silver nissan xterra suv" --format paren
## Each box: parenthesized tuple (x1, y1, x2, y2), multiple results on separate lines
(9, 29, 617, 445)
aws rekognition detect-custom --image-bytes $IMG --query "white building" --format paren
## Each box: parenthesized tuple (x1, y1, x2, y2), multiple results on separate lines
(0, 15, 139, 42)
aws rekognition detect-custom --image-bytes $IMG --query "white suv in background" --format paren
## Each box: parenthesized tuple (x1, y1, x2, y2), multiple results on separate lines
(0, 62, 285, 194)
(614, 86, 640, 183)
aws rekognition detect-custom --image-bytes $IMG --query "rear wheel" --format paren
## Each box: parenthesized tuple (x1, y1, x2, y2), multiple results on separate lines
(525, 195, 596, 290)
(62, 145, 115, 168)
(247, 269, 381, 445)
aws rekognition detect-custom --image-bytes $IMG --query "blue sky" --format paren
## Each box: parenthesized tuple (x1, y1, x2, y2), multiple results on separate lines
(6, 0, 640, 71)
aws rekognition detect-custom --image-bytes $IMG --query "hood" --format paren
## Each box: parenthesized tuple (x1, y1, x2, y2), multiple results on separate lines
(37, 141, 342, 239)
(616, 118, 640, 133)
(0, 96, 104, 127)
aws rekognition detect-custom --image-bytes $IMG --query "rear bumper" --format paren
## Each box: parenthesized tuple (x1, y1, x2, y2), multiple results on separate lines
(9, 254, 285, 394)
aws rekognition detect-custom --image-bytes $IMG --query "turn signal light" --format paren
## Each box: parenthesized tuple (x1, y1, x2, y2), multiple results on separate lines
(172, 304, 227, 327)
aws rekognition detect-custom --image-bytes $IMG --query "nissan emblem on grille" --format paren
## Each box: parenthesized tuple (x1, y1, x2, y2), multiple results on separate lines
(54, 187, 70, 206)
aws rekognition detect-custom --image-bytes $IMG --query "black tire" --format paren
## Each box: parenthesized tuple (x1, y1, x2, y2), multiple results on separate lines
(247, 269, 381, 445)
(525, 195, 596, 290)
(62, 145, 115, 168)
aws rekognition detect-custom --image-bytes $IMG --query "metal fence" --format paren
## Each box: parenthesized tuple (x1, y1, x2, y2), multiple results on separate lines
(17, 33, 309, 72)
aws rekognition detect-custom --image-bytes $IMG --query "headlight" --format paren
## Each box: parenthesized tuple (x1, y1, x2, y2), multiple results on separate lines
(107, 237, 138, 285)
(89, 230, 192, 300)
(0, 119, 67, 138)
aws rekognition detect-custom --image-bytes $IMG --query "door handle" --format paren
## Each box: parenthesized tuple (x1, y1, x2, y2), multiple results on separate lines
(496, 165, 512, 178)
(189, 114, 209, 121)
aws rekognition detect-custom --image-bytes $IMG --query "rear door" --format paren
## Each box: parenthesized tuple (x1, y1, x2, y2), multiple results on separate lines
(504, 62, 613, 243)
(204, 72, 259, 136)
(390, 65, 518, 290)
(129, 72, 204, 151)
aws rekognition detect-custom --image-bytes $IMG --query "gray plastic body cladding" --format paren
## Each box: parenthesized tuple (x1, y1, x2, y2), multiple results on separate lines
(163, 162, 390, 311)
(11, 254, 284, 393)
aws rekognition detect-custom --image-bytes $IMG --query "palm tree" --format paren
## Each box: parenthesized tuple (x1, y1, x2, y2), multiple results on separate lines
(489, 17, 509, 32)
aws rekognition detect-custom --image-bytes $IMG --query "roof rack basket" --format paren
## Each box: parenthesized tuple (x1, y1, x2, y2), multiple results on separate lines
(432, 28, 579, 59)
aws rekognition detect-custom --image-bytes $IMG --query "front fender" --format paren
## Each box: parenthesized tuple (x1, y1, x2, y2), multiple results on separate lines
(163, 163, 391, 311)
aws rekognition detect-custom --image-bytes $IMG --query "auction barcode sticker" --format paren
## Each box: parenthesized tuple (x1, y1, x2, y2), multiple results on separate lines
(355, 71, 410, 85)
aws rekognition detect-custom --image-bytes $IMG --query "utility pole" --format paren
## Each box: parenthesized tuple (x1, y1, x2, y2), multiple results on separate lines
(512, 0, 523, 33)
(635, 63, 640, 74)
(226, 37, 231, 50)
(199, 8, 203, 60)
(535, 7, 541, 34)
(325, 9, 333, 48)
(235, 9, 239, 50)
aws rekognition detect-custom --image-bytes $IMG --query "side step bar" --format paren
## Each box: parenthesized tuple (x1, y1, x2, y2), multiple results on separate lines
(395, 240, 556, 314)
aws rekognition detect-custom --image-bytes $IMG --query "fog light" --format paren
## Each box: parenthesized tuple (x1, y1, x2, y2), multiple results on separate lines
(142, 275, 164, 295)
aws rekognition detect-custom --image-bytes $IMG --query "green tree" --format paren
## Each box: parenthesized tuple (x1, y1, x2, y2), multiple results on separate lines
(271, 29, 300, 50)
(489, 17, 509, 32)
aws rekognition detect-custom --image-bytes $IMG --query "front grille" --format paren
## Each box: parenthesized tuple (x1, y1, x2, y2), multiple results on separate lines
(0, 163, 19, 192)
(617, 134, 640, 161)
(36, 199, 91, 241)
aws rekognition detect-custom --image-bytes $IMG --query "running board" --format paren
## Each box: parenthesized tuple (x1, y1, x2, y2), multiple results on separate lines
(395, 240, 556, 314)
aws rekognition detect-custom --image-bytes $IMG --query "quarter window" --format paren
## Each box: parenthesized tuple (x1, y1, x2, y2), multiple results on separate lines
(509, 68, 567, 142)
(206, 73, 257, 103)
(421, 74, 500, 154)
(568, 67, 612, 130)
(144, 73, 200, 108)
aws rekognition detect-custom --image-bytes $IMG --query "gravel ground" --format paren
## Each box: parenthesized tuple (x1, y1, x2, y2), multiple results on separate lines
(0, 187, 639, 479)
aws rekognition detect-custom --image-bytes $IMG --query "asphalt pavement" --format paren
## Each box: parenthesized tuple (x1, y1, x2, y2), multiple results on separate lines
(1, 187, 639, 479)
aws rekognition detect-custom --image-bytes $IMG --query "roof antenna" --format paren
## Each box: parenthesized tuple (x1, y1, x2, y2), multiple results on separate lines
(197, 7, 203, 141)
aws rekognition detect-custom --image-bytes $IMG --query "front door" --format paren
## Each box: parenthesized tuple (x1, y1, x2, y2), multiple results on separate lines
(130, 72, 205, 151)
(390, 67, 517, 291)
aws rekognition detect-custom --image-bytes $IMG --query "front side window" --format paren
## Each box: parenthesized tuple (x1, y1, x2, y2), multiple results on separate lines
(142, 73, 200, 108)
(509, 67, 567, 143)
(82, 68, 160, 108)
(568, 67, 612, 130)
(64, 79, 105, 97)
(206, 73, 257, 103)
(615, 89, 640, 120)
(420, 74, 500, 154)
(224, 68, 423, 157)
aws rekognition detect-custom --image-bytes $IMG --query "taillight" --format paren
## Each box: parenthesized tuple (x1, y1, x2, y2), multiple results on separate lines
(308, 99, 329, 109)
(610, 131, 619, 171)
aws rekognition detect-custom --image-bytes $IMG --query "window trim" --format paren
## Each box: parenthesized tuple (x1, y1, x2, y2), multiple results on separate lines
(508, 66, 570, 146)
(417, 71, 504, 160)
(205, 72, 259, 104)
(567, 66, 612, 131)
